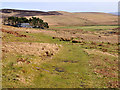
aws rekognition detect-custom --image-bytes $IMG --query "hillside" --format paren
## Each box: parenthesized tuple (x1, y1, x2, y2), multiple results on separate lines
(1, 9, 62, 17)
(2, 25, 118, 88)
(1, 9, 118, 26)
(109, 12, 120, 15)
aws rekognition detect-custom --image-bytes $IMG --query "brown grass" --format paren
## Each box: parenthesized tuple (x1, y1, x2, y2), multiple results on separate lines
(2, 42, 61, 57)
(2, 10, 118, 26)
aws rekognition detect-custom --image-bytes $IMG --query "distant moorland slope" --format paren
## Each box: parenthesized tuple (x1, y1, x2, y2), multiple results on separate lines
(1, 9, 118, 26)
(109, 12, 120, 15)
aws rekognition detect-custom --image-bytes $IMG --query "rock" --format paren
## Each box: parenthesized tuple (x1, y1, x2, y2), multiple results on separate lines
(72, 40, 81, 43)
(55, 67, 64, 72)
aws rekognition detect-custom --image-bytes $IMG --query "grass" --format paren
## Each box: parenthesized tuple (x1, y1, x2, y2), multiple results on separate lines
(79, 41, 118, 54)
(2, 25, 119, 88)
(35, 12, 117, 26)
(2, 29, 92, 88)
(32, 44, 92, 88)
(2, 43, 92, 88)
(50, 25, 118, 31)
(88, 54, 118, 88)
(2, 52, 41, 87)
(3, 31, 60, 44)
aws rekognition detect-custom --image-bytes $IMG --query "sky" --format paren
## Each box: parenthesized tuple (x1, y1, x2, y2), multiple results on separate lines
(0, 0, 119, 13)
(1, 0, 119, 2)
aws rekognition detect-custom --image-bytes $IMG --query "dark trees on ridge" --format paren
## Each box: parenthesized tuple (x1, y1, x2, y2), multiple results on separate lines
(3, 16, 49, 29)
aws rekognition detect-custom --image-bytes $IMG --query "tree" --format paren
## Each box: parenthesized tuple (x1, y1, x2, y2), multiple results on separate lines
(4, 16, 49, 29)
(43, 22, 49, 28)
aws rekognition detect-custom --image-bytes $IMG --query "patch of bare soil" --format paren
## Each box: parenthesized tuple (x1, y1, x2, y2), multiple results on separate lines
(2, 42, 61, 57)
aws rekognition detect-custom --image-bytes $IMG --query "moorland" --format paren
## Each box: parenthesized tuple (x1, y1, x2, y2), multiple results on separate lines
(1, 9, 119, 88)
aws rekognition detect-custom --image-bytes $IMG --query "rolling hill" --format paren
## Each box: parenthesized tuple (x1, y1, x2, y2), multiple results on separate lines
(1, 9, 118, 26)
(109, 12, 120, 15)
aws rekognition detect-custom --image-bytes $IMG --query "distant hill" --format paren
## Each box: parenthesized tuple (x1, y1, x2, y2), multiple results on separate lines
(1, 9, 118, 26)
(1, 9, 62, 17)
(109, 12, 120, 15)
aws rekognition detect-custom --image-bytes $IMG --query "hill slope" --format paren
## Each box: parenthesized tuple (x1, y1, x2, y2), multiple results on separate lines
(109, 12, 120, 15)
(1, 9, 118, 26)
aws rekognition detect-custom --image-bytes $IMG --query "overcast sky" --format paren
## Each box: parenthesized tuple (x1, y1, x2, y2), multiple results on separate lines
(1, 0, 118, 12)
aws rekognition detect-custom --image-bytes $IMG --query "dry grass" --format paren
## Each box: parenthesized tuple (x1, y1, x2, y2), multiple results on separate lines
(2, 10, 117, 26)
(26, 13, 117, 26)
(2, 42, 61, 56)
(84, 49, 118, 57)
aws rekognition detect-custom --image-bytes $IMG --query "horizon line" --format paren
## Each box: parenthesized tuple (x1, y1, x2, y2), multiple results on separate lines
(1, 8, 117, 13)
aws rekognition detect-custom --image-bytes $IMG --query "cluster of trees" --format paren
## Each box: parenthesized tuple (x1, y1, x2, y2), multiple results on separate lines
(3, 16, 49, 29)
